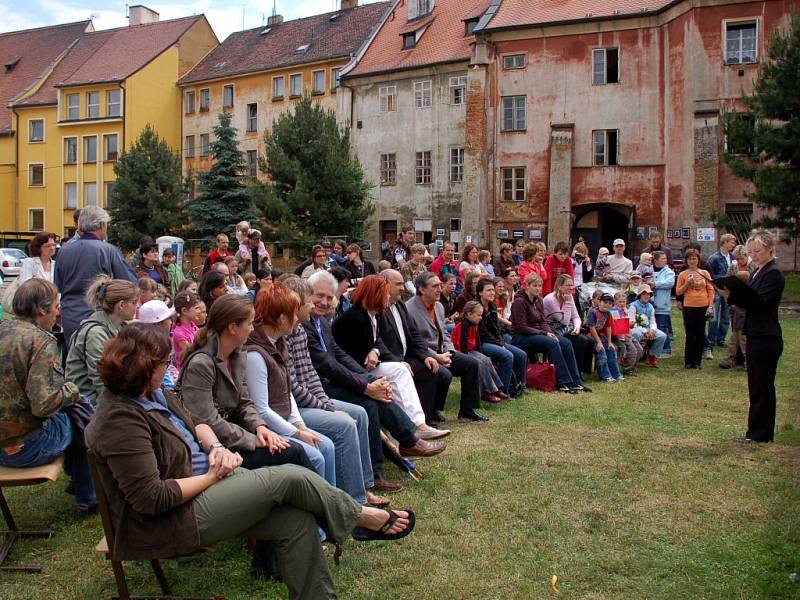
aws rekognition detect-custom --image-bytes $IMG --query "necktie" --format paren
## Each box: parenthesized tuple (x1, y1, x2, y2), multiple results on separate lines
(314, 318, 328, 353)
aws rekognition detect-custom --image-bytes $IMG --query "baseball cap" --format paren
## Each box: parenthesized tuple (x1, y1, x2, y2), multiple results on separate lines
(600, 293, 615, 302)
(138, 300, 176, 324)
(613, 238, 626, 246)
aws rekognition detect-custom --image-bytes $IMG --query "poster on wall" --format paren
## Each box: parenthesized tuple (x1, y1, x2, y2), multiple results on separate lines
(648, 226, 659, 238)
(529, 230, 542, 240)
(696, 227, 715, 242)
(496, 229, 509, 239)
(512, 230, 525, 239)
(636, 227, 646, 240)
(681, 228, 690, 239)
(666, 230, 674, 239)
(436, 228, 446, 236)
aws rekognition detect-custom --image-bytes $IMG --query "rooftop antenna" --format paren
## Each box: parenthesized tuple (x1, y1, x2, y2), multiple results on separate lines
(242, 4, 245, 30)
(272, 0, 277, 19)
(124, 3, 129, 19)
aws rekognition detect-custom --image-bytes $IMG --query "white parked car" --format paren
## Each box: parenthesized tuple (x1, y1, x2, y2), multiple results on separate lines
(0, 248, 27, 277)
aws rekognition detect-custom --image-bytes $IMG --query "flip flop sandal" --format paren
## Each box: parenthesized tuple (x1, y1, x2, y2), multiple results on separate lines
(352, 509, 416, 542)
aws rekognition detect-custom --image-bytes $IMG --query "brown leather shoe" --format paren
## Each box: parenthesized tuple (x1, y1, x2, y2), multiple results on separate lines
(366, 491, 391, 507)
(400, 438, 447, 458)
(371, 474, 403, 492)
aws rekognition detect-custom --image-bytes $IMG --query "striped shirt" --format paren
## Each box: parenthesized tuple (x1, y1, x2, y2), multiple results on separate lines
(285, 326, 336, 411)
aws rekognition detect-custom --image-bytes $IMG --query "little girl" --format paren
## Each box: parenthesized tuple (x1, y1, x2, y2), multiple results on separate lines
(135, 277, 158, 319)
(172, 291, 206, 371)
(612, 291, 643, 375)
(452, 301, 507, 403)
(178, 279, 198, 294)
(235, 220, 252, 244)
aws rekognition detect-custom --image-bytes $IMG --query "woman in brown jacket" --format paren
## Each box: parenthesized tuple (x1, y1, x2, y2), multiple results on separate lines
(86, 324, 415, 599)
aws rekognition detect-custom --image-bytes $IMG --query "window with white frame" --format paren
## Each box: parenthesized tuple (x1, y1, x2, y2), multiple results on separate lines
(273, 76, 285, 99)
(223, 84, 234, 108)
(29, 209, 44, 231)
(593, 129, 618, 166)
(185, 135, 195, 158)
(501, 167, 526, 201)
(450, 147, 464, 183)
(103, 134, 118, 161)
(107, 89, 121, 117)
(290, 74, 302, 97)
(501, 95, 526, 131)
(414, 80, 432, 108)
(66, 94, 79, 120)
(331, 68, 341, 90)
(87, 92, 100, 118)
(450, 76, 467, 105)
(200, 133, 210, 156)
(592, 48, 619, 85)
(415, 151, 431, 185)
(725, 21, 758, 64)
(379, 85, 396, 112)
(247, 103, 257, 132)
(84, 182, 97, 207)
(29, 119, 44, 142)
(312, 70, 325, 94)
(503, 54, 525, 69)
(199, 88, 210, 111)
(64, 137, 77, 164)
(29, 163, 44, 186)
(185, 90, 196, 113)
(65, 183, 77, 209)
(84, 136, 97, 163)
(247, 150, 258, 178)
(380, 153, 396, 185)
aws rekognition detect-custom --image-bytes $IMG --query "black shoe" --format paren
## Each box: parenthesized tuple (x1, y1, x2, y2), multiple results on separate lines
(251, 541, 282, 582)
(458, 409, 489, 422)
(75, 503, 98, 515)
(574, 384, 592, 393)
(557, 384, 578, 394)
(432, 410, 446, 424)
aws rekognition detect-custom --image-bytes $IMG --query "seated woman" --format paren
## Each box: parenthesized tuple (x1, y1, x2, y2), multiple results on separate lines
(0, 279, 95, 512)
(344, 243, 375, 286)
(66, 275, 139, 405)
(198, 270, 229, 312)
(331, 275, 449, 440)
(542, 274, 595, 376)
(86, 324, 415, 599)
(510, 273, 588, 394)
(452, 270, 482, 318)
(301, 245, 329, 280)
(245, 283, 337, 488)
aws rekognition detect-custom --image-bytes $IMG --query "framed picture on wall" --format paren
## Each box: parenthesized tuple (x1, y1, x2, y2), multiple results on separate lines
(496, 229, 509, 239)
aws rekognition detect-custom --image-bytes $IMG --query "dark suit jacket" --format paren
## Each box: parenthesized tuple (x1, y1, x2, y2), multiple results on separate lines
(378, 301, 433, 363)
(303, 316, 372, 395)
(331, 304, 392, 366)
(728, 259, 784, 338)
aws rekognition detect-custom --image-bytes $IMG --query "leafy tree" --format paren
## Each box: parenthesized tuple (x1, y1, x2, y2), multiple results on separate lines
(722, 14, 800, 242)
(107, 124, 186, 250)
(188, 112, 258, 238)
(256, 96, 373, 242)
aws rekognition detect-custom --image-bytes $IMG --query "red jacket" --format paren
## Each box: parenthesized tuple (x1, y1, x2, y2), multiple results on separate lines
(543, 255, 574, 295)
(452, 321, 480, 353)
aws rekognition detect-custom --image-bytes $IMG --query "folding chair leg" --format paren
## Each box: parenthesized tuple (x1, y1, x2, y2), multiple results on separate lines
(149, 559, 173, 595)
(110, 559, 131, 600)
(0, 488, 53, 573)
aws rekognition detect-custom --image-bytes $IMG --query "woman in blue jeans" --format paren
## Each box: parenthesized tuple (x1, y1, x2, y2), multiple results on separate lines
(476, 278, 527, 397)
(0, 279, 95, 512)
(509, 273, 589, 394)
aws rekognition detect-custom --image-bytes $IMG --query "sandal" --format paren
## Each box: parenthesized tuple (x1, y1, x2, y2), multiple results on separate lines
(352, 509, 416, 542)
(366, 491, 391, 508)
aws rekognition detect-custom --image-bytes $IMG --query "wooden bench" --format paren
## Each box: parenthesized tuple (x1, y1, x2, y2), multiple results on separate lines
(88, 450, 222, 600)
(0, 455, 64, 573)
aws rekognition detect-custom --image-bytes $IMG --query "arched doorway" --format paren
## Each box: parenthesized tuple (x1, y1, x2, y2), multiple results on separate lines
(572, 204, 633, 257)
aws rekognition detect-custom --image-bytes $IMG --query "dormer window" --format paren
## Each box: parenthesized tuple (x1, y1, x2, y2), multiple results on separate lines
(403, 33, 416, 50)
(464, 18, 478, 36)
(408, 0, 433, 20)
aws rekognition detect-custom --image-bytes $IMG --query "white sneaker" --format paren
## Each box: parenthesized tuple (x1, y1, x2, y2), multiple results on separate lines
(661, 350, 672, 358)
(702, 348, 713, 360)
(602, 378, 616, 383)
(615, 375, 625, 382)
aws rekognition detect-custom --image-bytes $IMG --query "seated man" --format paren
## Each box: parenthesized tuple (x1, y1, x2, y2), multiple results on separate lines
(303, 272, 447, 461)
(404, 272, 488, 423)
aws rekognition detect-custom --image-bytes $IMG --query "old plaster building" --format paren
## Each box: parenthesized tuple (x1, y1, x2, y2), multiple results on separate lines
(179, 0, 389, 189)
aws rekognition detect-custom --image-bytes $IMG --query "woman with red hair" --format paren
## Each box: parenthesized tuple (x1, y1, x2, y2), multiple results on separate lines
(332, 276, 449, 440)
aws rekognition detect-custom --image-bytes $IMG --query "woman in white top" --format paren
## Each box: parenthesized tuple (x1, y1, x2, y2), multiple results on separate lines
(458, 243, 487, 280)
(19, 232, 57, 284)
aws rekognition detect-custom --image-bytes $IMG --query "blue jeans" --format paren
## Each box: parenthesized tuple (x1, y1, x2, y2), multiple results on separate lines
(299, 400, 372, 504)
(708, 294, 730, 346)
(511, 334, 582, 386)
(0, 411, 95, 507)
(280, 430, 336, 490)
(594, 336, 622, 380)
(655, 313, 672, 353)
(631, 327, 668, 358)
(481, 342, 527, 392)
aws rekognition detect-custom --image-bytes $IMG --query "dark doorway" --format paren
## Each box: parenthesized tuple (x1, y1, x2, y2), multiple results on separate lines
(572, 204, 632, 258)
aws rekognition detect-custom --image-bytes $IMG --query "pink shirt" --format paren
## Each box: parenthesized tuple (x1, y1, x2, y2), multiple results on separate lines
(172, 321, 198, 370)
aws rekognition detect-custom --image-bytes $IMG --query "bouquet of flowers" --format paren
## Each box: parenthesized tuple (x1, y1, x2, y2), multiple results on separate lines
(636, 314, 649, 328)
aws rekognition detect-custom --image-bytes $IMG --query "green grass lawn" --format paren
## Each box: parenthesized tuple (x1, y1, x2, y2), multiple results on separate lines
(2, 312, 799, 600)
(784, 273, 800, 302)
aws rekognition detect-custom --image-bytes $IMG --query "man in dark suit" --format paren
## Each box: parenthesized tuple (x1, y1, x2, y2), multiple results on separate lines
(379, 270, 453, 426)
(719, 230, 784, 443)
(303, 271, 447, 464)
(405, 272, 487, 422)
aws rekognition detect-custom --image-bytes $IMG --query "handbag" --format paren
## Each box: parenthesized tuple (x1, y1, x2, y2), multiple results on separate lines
(548, 319, 571, 337)
(525, 361, 556, 392)
(610, 315, 631, 336)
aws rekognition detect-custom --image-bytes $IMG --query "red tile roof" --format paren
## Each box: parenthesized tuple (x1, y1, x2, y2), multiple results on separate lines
(0, 21, 90, 133)
(347, 0, 492, 78)
(480, 0, 677, 31)
(17, 16, 206, 107)
(179, 3, 390, 85)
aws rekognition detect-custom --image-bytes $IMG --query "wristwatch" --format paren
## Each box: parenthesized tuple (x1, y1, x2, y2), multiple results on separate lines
(209, 442, 224, 452)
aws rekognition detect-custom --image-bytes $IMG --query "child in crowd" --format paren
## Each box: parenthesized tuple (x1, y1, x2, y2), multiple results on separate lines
(630, 286, 668, 367)
(377, 259, 391, 272)
(224, 256, 248, 295)
(587, 293, 624, 382)
(401, 243, 429, 298)
(651, 250, 675, 357)
(235, 220, 251, 244)
(243, 272, 257, 291)
(543, 241, 574, 295)
(625, 272, 648, 304)
(612, 291, 643, 375)
(172, 291, 206, 371)
(635, 252, 655, 284)
(156, 284, 171, 304)
(720, 249, 752, 369)
(138, 299, 175, 333)
(135, 277, 158, 319)
(452, 301, 507, 403)
(478, 250, 495, 279)
(178, 278, 198, 294)
(161, 248, 185, 297)
(595, 247, 610, 280)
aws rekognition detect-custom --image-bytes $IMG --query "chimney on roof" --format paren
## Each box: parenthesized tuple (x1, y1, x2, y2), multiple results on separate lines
(129, 5, 160, 26)
(267, 14, 283, 26)
(341, 0, 358, 8)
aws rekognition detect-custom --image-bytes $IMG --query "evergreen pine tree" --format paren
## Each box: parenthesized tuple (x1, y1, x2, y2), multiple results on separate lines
(722, 14, 800, 242)
(107, 124, 186, 251)
(256, 96, 373, 242)
(188, 112, 258, 238)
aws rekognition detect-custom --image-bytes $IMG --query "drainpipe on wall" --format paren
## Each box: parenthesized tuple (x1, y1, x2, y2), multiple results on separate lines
(11, 107, 20, 231)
